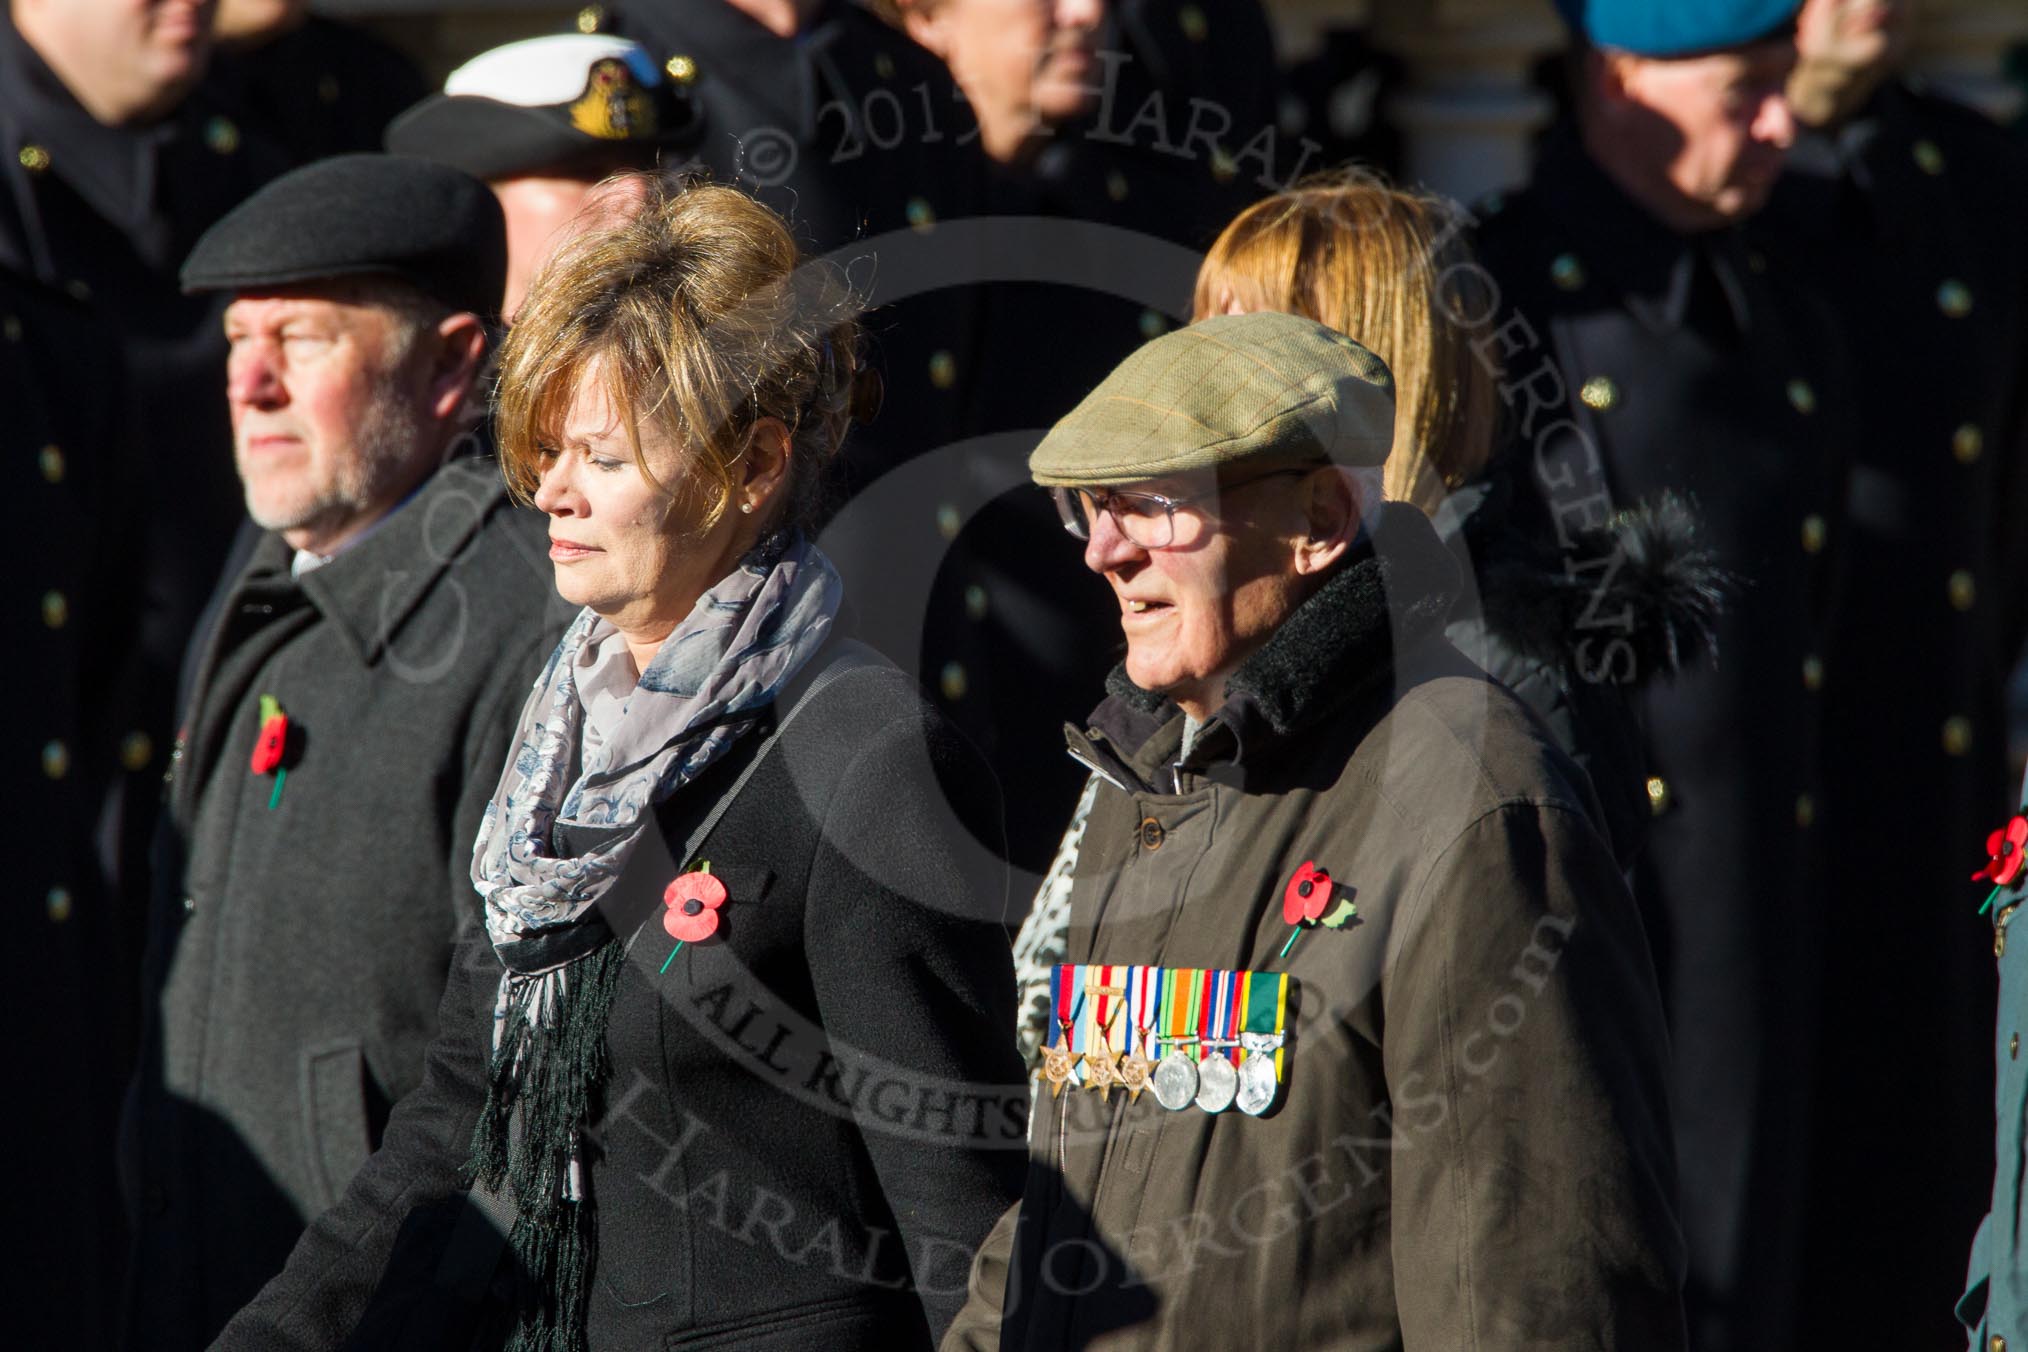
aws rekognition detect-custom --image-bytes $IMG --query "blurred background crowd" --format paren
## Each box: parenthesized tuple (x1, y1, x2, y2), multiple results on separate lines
(8, 1, 2028, 1349)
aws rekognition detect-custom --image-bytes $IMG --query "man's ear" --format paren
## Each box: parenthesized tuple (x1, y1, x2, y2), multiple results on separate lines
(1594, 47, 1638, 112)
(426, 312, 488, 422)
(902, 2, 952, 60)
(1292, 466, 1360, 577)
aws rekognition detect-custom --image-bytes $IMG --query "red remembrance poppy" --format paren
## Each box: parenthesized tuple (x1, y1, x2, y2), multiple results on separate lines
(663, 870, 728, 943)
(1282, 861, 1333, 926)
(1973, 816, 2028, 887)
(249, 694, 287, 775)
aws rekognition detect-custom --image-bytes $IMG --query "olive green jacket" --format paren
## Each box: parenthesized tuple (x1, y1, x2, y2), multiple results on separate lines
(946, 506, 1687, 1351)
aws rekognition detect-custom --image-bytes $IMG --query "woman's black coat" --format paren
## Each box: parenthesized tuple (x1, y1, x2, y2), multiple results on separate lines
(218, 648, 1030, 1351)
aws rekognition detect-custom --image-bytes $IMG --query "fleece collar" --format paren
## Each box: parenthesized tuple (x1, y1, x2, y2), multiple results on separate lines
(1080, 502, 1461, 781)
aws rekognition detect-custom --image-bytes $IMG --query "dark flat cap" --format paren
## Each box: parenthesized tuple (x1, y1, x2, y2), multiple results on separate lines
(181, 153, 507, 318)
(386, 34, 701, 182)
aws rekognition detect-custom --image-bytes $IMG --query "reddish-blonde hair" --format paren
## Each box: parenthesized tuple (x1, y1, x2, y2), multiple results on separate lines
(1193, 172, 1499, 515)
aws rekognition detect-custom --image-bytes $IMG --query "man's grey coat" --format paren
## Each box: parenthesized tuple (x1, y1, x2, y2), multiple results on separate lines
(123, 456, 570, 1348)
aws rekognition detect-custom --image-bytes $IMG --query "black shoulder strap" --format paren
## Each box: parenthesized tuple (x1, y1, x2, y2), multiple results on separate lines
(666, 637, 882, 875)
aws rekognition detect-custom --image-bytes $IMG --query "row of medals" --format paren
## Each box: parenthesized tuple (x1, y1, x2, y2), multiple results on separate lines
(1040, 1021, 1284, 1117)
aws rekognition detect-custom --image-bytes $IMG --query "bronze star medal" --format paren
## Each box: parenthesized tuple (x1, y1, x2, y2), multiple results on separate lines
(1116, 1025, 1154, 1105)
(1082, 1034, 1122, 1102)
(1038, 1023, 1084, 1099)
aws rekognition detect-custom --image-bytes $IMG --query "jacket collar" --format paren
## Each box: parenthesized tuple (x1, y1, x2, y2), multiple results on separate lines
(1529, 121, 1755, 339)
(0, 14, 175, 250)
(239, 456, 515, 665)
(1072, 502, 1461, 787)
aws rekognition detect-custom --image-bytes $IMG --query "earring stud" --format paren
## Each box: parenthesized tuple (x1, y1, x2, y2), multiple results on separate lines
(739, 501, 754, 515)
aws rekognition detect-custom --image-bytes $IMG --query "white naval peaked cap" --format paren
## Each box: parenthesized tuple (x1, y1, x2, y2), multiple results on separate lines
(443, 34, 665, 105)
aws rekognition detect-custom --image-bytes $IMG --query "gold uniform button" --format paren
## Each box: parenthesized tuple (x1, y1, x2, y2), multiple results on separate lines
(41, 590, 67, 628)
(1955, 424, 1985, 464)
(1139, 309, 1169, 341)
(905, 197, 935, 232)
(1786, 379, 1816, 415)
(938, 661, 968, 702)
(1938, 279, 1974, 319)
(120, 731, 154, 772)
(1645, 775, 1671, 815)
(1795, 793, 1816, 829)
(317, 74, 341, 105)
(18, 143, 50, 173)
(1139, 817, 1166, 850)
(1106, 170, 1129, 203)
(65, 278, 91, 302)
(2011, 1032, 2018, 1060)
(204, 115, 239, 156)
(1990, 1335, 2005, 1352)
(935, 503, 962, 540)
(1801, 654, 1824, 691)
(928, 350, 956, 390)
(1747, 250, 1767, 274)
(1549, 253, 1586, 291)
(3, 313, 21, 341)
(1949, 570, 1977, 611)
(576, 5, 607, 34)
(1179, 4, 1208, 41)
(1800, 514, 1827, 554)
(42, 740, 69, 780)
(1943, 715, 1973, 757)
(1579, 376, 1619, 411)
(46, 887, 72, 924)
(1913, 139, 1946, 175)
(39, 444, 64, 483)
(665, 54, 698, 84)
(963, 584, 989, 621)
(874, 52, 895, 80)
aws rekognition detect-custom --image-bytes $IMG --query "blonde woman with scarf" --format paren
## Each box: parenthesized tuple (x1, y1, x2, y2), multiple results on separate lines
(219, 180, 1027, 1352)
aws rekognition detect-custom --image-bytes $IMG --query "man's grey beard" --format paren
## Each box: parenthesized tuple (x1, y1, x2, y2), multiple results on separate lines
(244, 372, 433, 540)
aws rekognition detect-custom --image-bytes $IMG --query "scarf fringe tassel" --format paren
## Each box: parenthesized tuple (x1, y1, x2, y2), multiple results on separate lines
(467, 941, 627, 1352)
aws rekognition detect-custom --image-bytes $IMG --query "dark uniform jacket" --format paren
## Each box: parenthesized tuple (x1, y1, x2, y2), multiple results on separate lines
(205, 15, 430, 167)
(124, 458, 568, 1349)
(3, 267, 142, 1351)
(217, 645, 1028, 1350)
(1750, 82, 2028, 1352)
(1472, 123, 1857, 1352)
(0, 18, 284, 1345)
(946, 506, 1687, 1351)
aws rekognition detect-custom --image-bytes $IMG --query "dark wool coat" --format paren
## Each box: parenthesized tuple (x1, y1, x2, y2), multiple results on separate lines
(1751, 83, 2028, 1352)
(216, 648, 1030, 1351)
(0, 18, 288, 1341)
(1473, 123, 1861, 1352)
(945, 505, 1687, 1352)
(124, 457, 570, 1350)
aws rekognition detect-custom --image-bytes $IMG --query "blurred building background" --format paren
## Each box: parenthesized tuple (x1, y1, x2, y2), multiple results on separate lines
(326, 0, 2026, 205)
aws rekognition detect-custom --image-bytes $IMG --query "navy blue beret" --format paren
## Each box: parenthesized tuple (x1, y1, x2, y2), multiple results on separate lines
(1554, 0, 1801, 56)
(181, 154, 508, 319)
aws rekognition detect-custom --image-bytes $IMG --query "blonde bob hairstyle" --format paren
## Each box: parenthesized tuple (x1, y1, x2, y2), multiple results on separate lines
(494, 178, 868, 532)
(1192, 172, 1499, 516)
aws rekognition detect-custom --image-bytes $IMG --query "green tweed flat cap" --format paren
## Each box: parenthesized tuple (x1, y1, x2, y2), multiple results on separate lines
(1029, 311, 1395, 487)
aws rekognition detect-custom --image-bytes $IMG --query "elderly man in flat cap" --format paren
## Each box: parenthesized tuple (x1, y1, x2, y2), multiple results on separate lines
(944, 312, 1686, 1351)
(122, 154, 570, 1351)
(386, 32, 701, 318)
